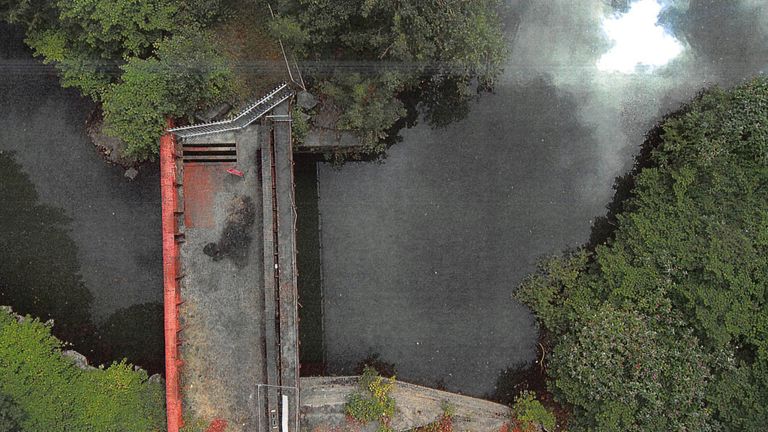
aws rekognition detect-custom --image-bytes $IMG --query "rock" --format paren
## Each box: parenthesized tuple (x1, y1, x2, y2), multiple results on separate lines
(124, 167, 139, 180)
(196, 103, 232, 123)
(148, 373, 165, 385)
(62, 350, 95, 370)
(297, 91, 318, 110)
(86, 109, 137, 168)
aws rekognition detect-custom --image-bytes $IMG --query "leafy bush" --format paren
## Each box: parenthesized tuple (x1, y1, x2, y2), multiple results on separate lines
(517, 77, 768, 430)
(0, 392, 25, 432)
(102, 30, 234, 159)
(345, 366, 396, 432)
(511, 391, 555, 432)
(0, 309, 165, 432)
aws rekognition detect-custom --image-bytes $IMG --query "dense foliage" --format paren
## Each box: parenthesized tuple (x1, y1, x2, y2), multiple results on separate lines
(3, 0, 507, 158)
(511, 391, 556, 432)
(271, 0, 508, 153)
(0, 309, 165, 432)
(517, 77, 768, 430)
(1, 0, 234, 160)
(102, 30, 234, 159)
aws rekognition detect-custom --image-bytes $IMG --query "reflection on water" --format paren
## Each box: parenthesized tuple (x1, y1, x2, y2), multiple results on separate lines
(0, 151, 165, 373)
(295, 155, 325, 374)
(597, 0, 684, 73)
(0, 151, 95, 351)
(317, 0, 768, 397)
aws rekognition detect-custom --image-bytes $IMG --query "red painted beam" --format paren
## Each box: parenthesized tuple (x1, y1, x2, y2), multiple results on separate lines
(160, 118, 183, 432)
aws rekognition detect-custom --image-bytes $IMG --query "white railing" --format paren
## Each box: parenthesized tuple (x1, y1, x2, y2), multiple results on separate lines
(168, 83, 293, 138)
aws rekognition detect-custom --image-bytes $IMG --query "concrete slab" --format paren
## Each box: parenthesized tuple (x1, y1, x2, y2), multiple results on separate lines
(178, 130, 265, 431)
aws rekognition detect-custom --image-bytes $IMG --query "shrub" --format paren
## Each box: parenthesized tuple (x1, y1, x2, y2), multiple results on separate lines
(345, 366, 396, 432)
(0, 308, 165, 432)
(102, 30, 234, 159)
(511, 391, 555, 432)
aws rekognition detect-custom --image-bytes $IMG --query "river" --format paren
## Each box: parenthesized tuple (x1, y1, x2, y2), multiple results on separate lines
(0, 24, 164, 372)
(314, 0, 768, 397)
(2, 0, 767, 397)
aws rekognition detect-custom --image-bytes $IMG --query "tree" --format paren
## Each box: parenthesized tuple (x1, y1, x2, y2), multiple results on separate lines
(516, 77, 768, 430)
(4, 0, 235, 160)
(102, 30, 234, 159)
(0, 309, 165, 432)
(552, 303, 712, 431)
(271, 0, 508, 153)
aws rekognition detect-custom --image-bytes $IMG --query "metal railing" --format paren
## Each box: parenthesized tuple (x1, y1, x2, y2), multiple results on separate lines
(168, 83, 294, 138)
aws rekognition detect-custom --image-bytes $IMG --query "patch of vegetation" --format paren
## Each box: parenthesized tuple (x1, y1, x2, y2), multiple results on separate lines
(409, 401, 456, 432)
(345, 366, 396, 432)
(511, 391, 556, 432)
(102, 29, 235, 160)
(516, 77, 768, 430)
(0, 308, 165, 432)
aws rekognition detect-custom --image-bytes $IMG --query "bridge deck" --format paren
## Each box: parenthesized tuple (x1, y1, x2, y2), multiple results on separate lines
(171, 99, 298, 432)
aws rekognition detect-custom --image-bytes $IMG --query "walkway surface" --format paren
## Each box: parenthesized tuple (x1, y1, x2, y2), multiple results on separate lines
(168, 99, 299, 432)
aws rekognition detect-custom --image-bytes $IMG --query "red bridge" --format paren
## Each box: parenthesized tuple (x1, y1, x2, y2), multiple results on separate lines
(161, 85, 300, 432)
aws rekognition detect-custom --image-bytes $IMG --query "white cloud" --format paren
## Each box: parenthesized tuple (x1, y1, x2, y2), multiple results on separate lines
(597, 0, 684, 73)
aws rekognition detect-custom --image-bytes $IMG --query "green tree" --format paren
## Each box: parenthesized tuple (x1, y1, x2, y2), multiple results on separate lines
(0, 309, 165, 432)
(517, 77, 768, 430)
(4, 0, 235, 160)
(102, 30, 234, 159)
(271, 0, 508, 154)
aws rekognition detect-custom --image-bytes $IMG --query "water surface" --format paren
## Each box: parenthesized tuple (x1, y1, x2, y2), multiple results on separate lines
(317, 0, 768, 396)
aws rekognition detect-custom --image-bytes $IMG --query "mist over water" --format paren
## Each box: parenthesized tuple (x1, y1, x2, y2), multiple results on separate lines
(318, 0, 768, 396)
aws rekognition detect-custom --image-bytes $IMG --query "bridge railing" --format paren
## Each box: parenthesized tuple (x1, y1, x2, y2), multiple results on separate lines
(168, 83, 294, 138)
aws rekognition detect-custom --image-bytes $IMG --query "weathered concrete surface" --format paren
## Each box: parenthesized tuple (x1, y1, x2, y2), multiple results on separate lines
(299, 128, 360, 152)
(300, 376, 511, 432)
(178, 127, 265, 431)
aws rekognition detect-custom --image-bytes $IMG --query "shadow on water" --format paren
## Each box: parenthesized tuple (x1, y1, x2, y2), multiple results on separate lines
(0, 149, 165, 375)
(0, 151, 96, 351)
(295, 154, 325, 375)
(93, 302, 165, 374)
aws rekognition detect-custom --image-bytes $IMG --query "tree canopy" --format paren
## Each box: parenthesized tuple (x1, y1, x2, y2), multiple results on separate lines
(3, 0, 508, 159)
(0, 309, 165, 432)
(517, 77, 768, 430)
(272, 0, 509, 153)
(2, 0, 234, 160)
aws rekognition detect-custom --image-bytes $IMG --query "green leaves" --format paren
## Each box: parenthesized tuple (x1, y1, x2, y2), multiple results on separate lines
(0, 310, 165, 432)
(102, 30, 235, 160)
(274, 0, 507, 154)
(518, 77, 768, 430)
(345, 366, 396, 431)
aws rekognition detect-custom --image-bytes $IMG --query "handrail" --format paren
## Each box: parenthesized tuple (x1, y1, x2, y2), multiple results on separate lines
(168, 83, 293, 138)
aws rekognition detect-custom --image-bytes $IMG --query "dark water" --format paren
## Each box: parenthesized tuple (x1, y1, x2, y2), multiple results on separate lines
(295, 155, 325, 373)
(0, 24, 164, 373)
(316, 0, 768, 397)
(3, 0, 768, 396)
